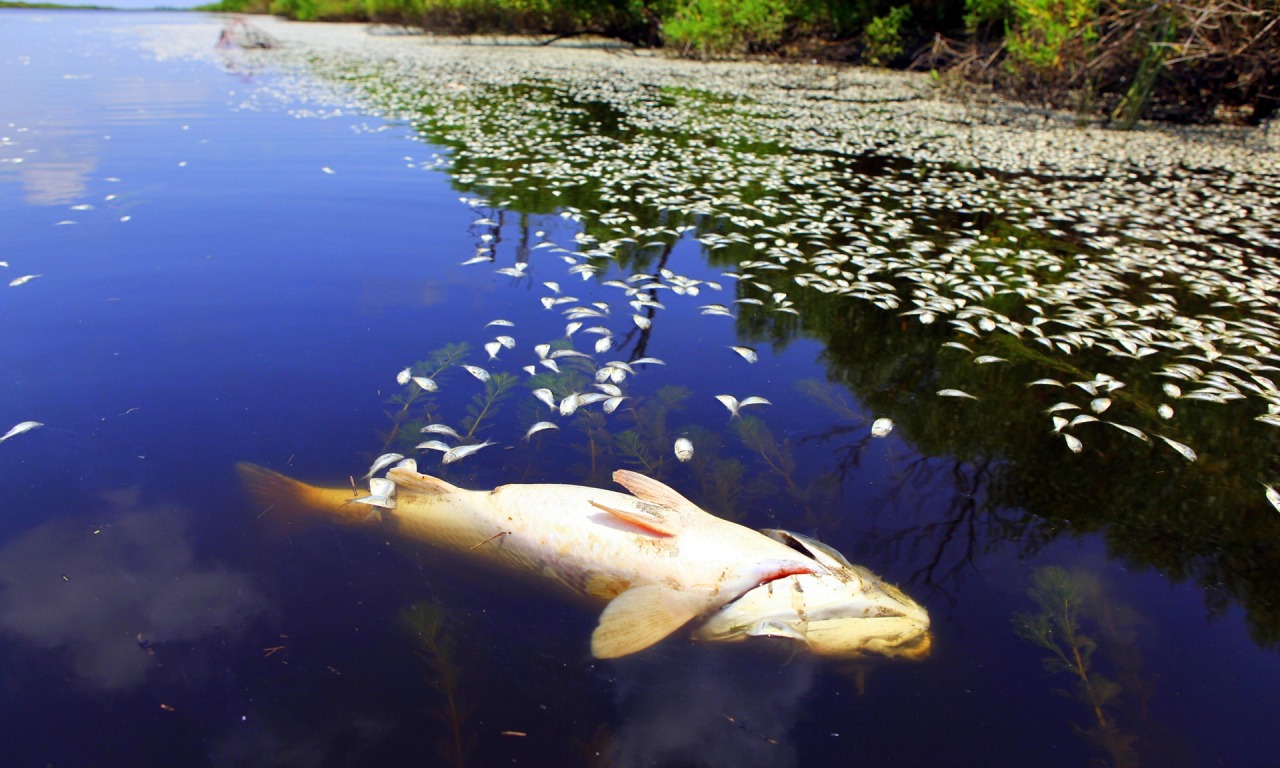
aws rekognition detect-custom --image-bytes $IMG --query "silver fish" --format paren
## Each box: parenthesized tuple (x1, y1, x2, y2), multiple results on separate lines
(0, 421, 42, 443)
(363, 453, 404, 478)
(420, 423, 462, 440)
(524, 421, 559, 441)
(715, 395, 771, 418)
(674, 437, 694, 462)
(442, 440, 497, 464)
(461, 364, 490, 382)
(870, 418, 894, 438)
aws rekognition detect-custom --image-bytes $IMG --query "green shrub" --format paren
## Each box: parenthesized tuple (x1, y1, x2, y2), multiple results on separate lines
(864, 4, 911, 64)
(1004, 0, 1097, 69)
(661, 0, 791, 56)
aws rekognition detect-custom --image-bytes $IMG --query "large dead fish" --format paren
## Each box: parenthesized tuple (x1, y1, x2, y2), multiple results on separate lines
(695, 530, 931, 660)
(232, 460, 931, 660)
(237, 463, 831, 658)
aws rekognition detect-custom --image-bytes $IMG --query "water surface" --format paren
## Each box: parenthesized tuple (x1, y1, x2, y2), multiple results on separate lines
(3, 11, 1279, 767)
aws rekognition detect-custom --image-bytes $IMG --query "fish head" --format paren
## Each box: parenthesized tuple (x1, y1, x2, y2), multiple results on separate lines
(693, 530, 931, 660)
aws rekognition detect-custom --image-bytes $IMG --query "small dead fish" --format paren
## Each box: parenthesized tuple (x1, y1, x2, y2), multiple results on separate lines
(870, 418, 894, 438)
(674, 437, 694, 462)
(973, 356, 1007, 365)
(1264, 484, 1280, 514)
(602, 396, 628, 414)
(1158, 404, 1175, 419)
(485, 341, 503, 360)
(728, 346, 758, 364)
(1026, 379, 1065, 388)
(485, 319, 515, 328)
(632, 315, 651, 330)
(413, 376, 438, 392)
(560, 394, 582, 416)
(594, 337, 612, 354)
(0, 421, 42, 443)
(461, 365, 490, 382)
(1106, 422, 1148, 442)
(524, 422, 559, 441)
(1063, 434, 1083, 453)
(10, 274, 42, 287)
(442, 440, 496, 465)
(1157, 435, 1197, 462)
(715, 395, 771, 418)
(937, 389, 978, 400)
(364, 453, 405, 478)
(941, 341, 972, 353)
(396, 367, 412, 386)
(415, 440, 452, 452)
(420, 423, 462, 440)
(531, 388, 557, 409)
(1090, 398, 1112, 414)
(631, 357, 665, 367)
(564, 322, 582, 337)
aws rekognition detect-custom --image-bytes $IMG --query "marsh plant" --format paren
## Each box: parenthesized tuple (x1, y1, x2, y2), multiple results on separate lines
(1013, 566, 1149, 768)
(400, 601, 475, 768)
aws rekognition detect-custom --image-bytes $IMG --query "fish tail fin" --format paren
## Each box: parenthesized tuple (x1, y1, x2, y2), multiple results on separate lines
(236, 462, 370, 535)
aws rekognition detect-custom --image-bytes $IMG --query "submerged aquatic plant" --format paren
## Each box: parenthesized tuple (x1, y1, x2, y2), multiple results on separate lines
(1013, 566, 1144, 768)
(380, 342, 470, 453)
(400, 601, 475, 768)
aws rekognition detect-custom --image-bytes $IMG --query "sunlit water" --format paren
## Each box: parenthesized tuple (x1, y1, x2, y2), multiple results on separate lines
(2, 11, 1278, 767)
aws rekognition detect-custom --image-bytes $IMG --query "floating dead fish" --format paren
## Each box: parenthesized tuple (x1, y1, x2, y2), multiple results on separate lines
(396, 367, 412, 386)
(715, 395, 771, 418)
(413, 376, 438, 392)
(484, 341, 503, 360)
(1265, 484, 1280, 514)
(631, 357, 665, 367)
(353, 477, 397, 510)
(1064, 434, 1084, 453)
(1090, 398, 1112, 413)
(442, 440, 497, 465)
(937, 389, 978, 400)
(530, 388, 557, 410)
(415, 440, 452, 453)
(420, 423, 462, 440)
(0, 421, 42, 443)
(461, 364, 490, 382)
(602, 396, 628, 414)
(524, 422, 559, 441)
(559, 394, 582, 416)
(1157, 435, 1197, 461)
(728, 346, 758, 364)
(973, 355, 1007, 365)
(1027, 379, 1065, 388)
(363, 453, 405, 478)
(238, 464, 926, 659)
(485, 319, 514, 328)
(871, 418, 894, 438)
(674, 437, 694, 462)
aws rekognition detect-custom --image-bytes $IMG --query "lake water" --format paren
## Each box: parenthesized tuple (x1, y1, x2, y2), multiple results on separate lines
(3, 10, 1279, 767)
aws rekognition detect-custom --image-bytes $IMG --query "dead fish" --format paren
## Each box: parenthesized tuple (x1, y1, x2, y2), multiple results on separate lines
(413, 376, 438, 392)
(461, 365, 490, 382)
(602, 396, 628, 414)
(363, 453, 405, 478)
(420, 423, 462, 440)
(631, 357, 665, 367)
(0, 421, 42, 443)
(396, 367, 412, 386)
(695, 529, 931, 659)
(936, 389, 978, 400)
(524, 421, 559, 441)
(674, 437, 694, 462)
(531, 388, 557, 409)
(485, 319, 515, 328)
(442, 440, 497, 465)
(237, 464, 833, 658)
(559, 394, 582, 416)
(870, 418, 894, 438)
(1157, 435, 1197, 462)
(495, 335, 516, 349)
(728, 346, 758, 364)
(1064, 434, 1084, 453)
(352, 477, 396, 509)
(715, 395, 771, 418)
(973, 356, 1007, 365)
(415, 440, 452, 453)
(9, 274, 41, 287)
(1264, 484, 1280, 514)
(485, 341, 503, 360)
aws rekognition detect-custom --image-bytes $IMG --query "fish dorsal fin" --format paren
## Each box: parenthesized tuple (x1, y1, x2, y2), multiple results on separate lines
(591, 583, 707, 658)
(588, 499, 677, 537)
(611, 470, 703, 516)
(386, 467, 461, 495)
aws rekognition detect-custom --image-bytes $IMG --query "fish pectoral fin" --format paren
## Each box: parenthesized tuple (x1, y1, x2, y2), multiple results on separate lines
(611, 470, 702, 516)
(588, 499, 676, 537)
(591, 584, 707, 658)
(386, 467, 462, 495)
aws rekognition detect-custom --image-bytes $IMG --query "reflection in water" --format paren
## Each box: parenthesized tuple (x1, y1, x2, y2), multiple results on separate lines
(609, 645, 815, 768)
(0, 490, 266, 690)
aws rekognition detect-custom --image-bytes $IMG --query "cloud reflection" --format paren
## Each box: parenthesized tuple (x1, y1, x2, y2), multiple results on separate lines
(0, 494, 265, 691)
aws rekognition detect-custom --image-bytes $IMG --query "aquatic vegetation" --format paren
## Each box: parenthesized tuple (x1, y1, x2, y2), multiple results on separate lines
(1013, 566, 1147, 768)
(400, 602, 475, 768)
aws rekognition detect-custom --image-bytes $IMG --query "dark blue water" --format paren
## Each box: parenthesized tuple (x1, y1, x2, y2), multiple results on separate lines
(2, 11, 1278, 768)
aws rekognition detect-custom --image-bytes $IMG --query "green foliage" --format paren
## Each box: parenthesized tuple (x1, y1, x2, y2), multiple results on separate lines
(863, 4, 912, 64)
(661, 0, 791, 56)
(1004, 0, 1098, 69)
(400, 602, 475, 768)
(963, 0, 1009, 35)
(461, 372, 519, 439)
